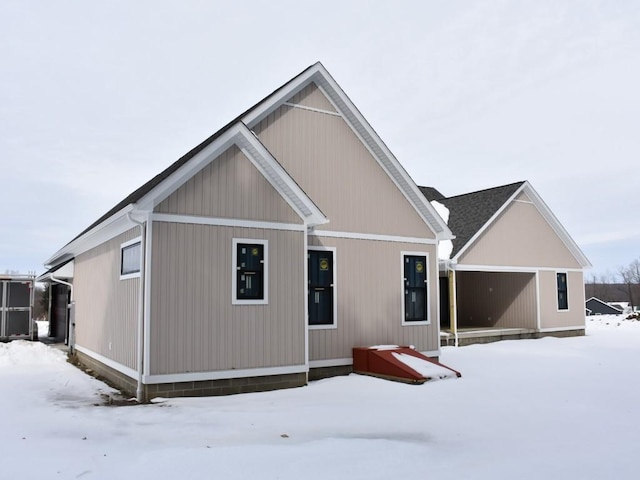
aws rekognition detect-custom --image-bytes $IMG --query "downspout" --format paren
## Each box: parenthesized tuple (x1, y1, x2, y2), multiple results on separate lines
(127, 212, 146, 403)
(50, 276, 74, 350)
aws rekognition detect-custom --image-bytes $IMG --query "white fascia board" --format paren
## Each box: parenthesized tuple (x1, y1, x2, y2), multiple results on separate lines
(44, 204, 136, 268)
(136, 123, 326, 227)
(242, 62, 453, 240)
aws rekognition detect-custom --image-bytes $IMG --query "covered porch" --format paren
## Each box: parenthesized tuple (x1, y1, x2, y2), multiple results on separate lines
(439, 269, 539, 346)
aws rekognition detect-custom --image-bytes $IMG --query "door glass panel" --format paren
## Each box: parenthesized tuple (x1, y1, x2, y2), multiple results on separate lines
(308, 251, 334, 325)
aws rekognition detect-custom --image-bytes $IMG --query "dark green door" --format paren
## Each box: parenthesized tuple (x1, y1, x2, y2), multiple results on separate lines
(308, 250, 334, 325)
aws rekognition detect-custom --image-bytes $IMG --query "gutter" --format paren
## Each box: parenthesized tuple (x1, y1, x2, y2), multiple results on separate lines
(127, 212, 147, 403)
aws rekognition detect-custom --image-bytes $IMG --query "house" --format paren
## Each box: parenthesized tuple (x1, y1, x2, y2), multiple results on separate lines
(420, 181, 591, 346)
(585, 297, 623, 315)
(38, 62, 454, 400)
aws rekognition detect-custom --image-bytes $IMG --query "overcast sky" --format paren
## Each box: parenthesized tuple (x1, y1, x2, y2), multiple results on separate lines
(2, 0, 639, 279)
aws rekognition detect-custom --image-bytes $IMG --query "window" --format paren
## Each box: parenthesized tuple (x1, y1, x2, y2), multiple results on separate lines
(402, 253, 429, 324)
(232, 239, 268, 305)
(308, 247, 336, 328)
(120, 238, 142, 279)
(557, 272, 568, 310)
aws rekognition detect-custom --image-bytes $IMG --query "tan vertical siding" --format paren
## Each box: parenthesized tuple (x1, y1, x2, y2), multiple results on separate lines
(539, 270, 586, 329)
(308, 236, 439, 361)
(455, 272, 537, 329)
(149, 222, 305, 375)
(155, 145, 301, 224)
(286, 83, 337, 112)
(253, 105, 435, 238)
(74, 228, 140, 370)
(459, 200, 582, 268)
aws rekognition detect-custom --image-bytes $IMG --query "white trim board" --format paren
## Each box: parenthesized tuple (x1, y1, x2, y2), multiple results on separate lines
(75, 345, 138, 380)
(152, 213, 305, 232)
(312, 229, 437, 245)
(450, 264, 584, 273)
(143, 364, 307, 384)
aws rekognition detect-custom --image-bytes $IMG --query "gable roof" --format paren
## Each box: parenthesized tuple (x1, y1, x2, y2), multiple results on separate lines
(421, 182, 524, 259)
(420, 181, 591, 268)
(45, 62, 452, 268)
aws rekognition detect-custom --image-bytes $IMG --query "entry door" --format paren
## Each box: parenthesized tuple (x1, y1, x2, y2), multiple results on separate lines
(308, 250, 334, 326)
(404, 255, 427, 322)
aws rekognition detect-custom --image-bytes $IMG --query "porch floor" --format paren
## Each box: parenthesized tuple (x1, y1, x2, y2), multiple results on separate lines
(440, 327, 537, 346)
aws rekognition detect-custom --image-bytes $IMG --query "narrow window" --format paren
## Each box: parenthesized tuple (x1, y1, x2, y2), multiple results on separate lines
(403, 254, 428, 323)
(120, 238, 141, 279)
(233, 239, 268, 305)
(308, 248, 336, 328)
(557, 272, 568, 310)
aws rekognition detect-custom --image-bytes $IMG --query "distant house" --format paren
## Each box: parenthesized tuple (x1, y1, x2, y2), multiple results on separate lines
(585, 297, 623, 315)
(420, 181, 591, 345)
(38, 63, 453, 400)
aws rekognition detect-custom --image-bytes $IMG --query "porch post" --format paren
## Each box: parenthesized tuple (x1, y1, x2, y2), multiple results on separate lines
(449, 269, 459, 347)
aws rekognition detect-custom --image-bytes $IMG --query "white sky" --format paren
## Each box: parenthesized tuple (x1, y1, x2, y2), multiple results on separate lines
(2, 0, 639, 278)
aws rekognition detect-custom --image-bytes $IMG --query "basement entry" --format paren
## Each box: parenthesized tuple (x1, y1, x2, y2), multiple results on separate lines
(353, 346, 461, 384)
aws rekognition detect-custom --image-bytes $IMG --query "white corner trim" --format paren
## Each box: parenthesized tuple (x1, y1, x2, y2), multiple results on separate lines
(143, 364, 307, 384)
(312, 229, 437, 245)
(143, 214, 153, 377)
(151, 213, 305, 232)
(232, 238, 269, 305)
(75, 345, 138, 380)
(309, 358, 353, 368)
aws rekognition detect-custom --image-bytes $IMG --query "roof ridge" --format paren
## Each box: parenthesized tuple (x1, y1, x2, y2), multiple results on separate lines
(443, 181, 526, 200)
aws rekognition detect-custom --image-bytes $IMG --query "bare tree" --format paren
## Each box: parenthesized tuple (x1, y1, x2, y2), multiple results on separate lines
(618, 260, 640, 311)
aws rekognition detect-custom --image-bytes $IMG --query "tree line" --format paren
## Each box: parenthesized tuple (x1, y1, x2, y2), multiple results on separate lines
(586, 258, 640, 310)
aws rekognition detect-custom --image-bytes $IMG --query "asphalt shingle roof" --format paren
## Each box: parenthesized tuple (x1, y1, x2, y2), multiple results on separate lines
(420, 181, 525, 258)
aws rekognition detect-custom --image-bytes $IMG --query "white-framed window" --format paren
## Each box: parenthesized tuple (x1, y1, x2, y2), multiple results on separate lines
(120, 237, 142, 280)
(401, 251, 430, 325)
(557, 271, 569, 311)
(308, 246, 337, 330)
(232, 238, 268, 305)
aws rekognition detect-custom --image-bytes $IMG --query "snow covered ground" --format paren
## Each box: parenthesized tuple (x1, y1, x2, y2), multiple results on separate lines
(2, 316, 639, 480)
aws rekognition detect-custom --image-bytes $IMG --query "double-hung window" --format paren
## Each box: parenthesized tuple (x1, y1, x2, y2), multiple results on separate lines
(233, 239, 268, 305)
